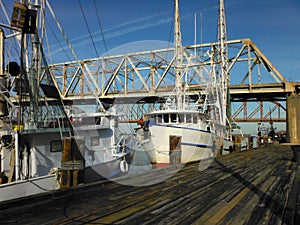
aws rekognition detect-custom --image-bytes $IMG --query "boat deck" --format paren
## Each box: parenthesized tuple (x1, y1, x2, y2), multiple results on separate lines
(0, 145, 299, 224)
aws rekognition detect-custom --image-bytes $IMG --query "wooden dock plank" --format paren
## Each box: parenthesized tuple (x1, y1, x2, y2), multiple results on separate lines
(0, 145, 298, 225)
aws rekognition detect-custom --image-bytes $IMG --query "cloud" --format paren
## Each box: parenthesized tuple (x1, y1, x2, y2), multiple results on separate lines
(80, 18, 172, 46)
(69, 11, 166, 46)
(49, 11, 168, 56)
(50, 11, 198, 59)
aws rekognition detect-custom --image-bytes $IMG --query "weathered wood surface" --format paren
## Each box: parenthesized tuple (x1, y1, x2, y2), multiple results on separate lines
(0, 145, 299, 225)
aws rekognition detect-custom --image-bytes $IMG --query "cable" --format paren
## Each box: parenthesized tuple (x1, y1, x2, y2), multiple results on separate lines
(165, 5, 176, 86)
(168, 5, 175, 48)
(46, 20, 73, 63)
(78, 0, 100, 58)
(93, 0, 109, 59)
(93, 0, 119, 99)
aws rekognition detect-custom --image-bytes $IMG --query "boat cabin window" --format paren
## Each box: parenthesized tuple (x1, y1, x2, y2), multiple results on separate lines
(150, 115, 162, 124)
(170, 114, 177, 123)
(81, 116, 101, 125)
(50, 140, 62, 152)
(178, 114, 184, 123)
(91, 136, 99, 146)
(163, 114, 169, 123)
(157, 115, 162, 123)
(193, 115, 198, 124)
(95, 116, 101, 125)
(154, 113, 199, 124)
(186, 114, 192, 123)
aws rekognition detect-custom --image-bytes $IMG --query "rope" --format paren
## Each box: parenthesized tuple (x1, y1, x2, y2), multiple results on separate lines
(18, 165, 60, 192)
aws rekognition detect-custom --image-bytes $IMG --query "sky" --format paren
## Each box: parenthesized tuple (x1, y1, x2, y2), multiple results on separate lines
(1, 0, 299, 134)
(1, 0, 298, 81)
(48, 0, 299, 134)
(42, 0, 300, 83)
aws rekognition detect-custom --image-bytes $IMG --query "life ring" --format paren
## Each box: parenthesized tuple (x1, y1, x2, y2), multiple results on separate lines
(120, 160, 129, 173)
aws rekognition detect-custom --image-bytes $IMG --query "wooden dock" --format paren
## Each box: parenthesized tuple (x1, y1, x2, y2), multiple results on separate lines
(0, 145, 299, 224)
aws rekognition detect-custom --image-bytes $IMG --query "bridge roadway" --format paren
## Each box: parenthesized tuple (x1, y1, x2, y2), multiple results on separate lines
(0, 144, 299, 224)
(58, 81, 300, 105)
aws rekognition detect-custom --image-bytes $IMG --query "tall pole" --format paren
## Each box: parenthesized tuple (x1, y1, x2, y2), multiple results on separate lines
(218, 0, 230, 125)
(194, 13, 197, 57)
(0, 28, 3, 75)
(174, 0, 183, 110)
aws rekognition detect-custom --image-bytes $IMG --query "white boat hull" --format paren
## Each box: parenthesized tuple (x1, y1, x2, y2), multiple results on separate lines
(0, 174, 59, 203)
(0, 152, 134, 203)
(84, 151, 134, 182)
(141, 124, 229, 166)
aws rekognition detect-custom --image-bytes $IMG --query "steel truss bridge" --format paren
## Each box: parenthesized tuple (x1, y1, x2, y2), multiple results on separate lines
(45, 38, 299, 122)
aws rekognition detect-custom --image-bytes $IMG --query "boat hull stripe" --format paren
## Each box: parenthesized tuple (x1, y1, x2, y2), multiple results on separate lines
(181, 142, 230, 151)
(181, 142, 212, 149)
(150, 123, 210, 133)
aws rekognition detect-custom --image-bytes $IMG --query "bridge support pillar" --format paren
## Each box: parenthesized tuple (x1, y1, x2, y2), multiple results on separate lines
(287, 95, 300, 143)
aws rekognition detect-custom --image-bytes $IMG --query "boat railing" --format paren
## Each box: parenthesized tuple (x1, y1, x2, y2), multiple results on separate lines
(111, 134, 126, 157)
(112, 133, 137, 157)
(162, 101, 200, 112)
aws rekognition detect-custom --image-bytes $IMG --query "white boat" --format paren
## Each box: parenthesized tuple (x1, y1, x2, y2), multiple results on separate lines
(138, 0, 247, 167)
(139, 109, 232, 167)
(0, 1, 134, 203)
(0, 109, 134, 202)
(69, 109, 135, 182)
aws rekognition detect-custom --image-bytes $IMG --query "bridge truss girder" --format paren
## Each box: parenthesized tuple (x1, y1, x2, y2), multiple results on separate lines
(232, 101, 286, 123)
(43, 38, 296, 121)
(46, 38, 290, 100)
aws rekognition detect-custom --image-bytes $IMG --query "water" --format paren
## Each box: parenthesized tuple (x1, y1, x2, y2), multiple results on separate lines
(128, 147, 152, 175)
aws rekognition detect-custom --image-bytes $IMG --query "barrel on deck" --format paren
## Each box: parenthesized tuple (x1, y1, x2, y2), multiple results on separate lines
(233, 135, 242, 152)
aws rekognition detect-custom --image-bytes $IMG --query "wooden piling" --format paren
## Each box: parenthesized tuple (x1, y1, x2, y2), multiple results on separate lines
(60, 138, 84, 188)
(233, 135, 242, 152)
(287, 95, 300, 143)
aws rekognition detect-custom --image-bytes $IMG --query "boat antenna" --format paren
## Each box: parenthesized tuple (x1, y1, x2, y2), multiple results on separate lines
(200, 12, 203, 57)
(194, 12, 203, 57)
(194, 13, 196, 57)
(174, 0, 183, 110)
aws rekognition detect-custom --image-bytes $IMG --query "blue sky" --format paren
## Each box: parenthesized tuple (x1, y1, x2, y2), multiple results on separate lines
(46, 0, 299, 134)
(2, 0, 297, 133)
(44, 0, 300, 83)
(1, 0, 299, 81)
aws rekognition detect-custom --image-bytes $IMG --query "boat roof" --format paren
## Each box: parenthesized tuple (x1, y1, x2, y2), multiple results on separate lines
(147, 109, 203, 115)
(70, 112, 118, 118)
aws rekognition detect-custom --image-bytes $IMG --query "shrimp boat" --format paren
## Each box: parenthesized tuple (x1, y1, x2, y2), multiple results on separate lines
(68, 109, 135, 183)
(138, 0, 247, 167)
(0, 1, 134, 202)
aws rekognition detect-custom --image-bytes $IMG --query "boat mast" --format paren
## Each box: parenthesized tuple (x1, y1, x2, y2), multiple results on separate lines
(218, 0, 230, 125)
(0, 29, 3, 75)
(174, 0, 183, 110)
(29, 0, 40, 127)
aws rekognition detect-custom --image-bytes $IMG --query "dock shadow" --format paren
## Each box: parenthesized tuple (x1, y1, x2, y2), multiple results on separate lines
(213, 157, 286, 223)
